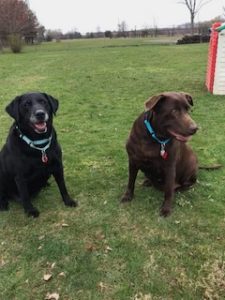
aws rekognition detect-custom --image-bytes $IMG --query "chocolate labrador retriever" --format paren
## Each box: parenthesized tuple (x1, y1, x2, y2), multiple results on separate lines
(121, 92, 198, 217)
(0, 92, 77, 217)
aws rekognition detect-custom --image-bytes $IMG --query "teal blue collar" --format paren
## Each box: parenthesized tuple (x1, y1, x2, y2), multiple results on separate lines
(144, 116, 171, 159)
(15, 125, 52, 163)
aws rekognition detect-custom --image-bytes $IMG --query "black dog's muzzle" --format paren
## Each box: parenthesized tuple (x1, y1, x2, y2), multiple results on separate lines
(30, 108, 49, 134)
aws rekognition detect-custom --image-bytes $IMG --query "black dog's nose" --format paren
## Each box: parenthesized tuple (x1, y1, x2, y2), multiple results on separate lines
(189, 124, 198, 135)
(35, 110, 45, 121)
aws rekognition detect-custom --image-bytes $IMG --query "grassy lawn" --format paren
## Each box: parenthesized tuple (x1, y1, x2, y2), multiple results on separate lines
(0, 38, 225, 299)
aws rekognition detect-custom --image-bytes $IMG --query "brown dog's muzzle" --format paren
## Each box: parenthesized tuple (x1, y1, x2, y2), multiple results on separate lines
(168, 115, 198, 142)
(188, 123, 198, 135)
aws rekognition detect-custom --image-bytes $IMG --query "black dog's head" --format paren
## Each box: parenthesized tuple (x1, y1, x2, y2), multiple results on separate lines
(145, 92, 198, 142)
(6, 92, 58, 135)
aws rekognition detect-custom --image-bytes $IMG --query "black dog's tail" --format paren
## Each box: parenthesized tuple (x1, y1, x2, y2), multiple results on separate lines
(199, 164, 223, 170)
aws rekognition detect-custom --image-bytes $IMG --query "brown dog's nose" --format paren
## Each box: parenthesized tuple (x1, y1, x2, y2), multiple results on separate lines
(189, 124, 198, 135)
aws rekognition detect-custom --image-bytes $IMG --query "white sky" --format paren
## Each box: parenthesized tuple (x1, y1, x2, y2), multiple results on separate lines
(28, 0, 225, 33)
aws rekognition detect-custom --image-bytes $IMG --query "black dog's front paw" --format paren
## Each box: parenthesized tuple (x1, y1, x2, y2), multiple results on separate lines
(0, 200, 9, 211)
(25, 206, 40, 218)
(64, 198, 78, 207)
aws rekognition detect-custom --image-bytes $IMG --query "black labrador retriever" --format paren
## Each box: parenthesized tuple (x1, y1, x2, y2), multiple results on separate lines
(0, 92, 77, 217)
(121, 92, 198, 217)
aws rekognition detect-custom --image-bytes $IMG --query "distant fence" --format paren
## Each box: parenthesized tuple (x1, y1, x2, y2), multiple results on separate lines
(86, 26, 210, 39)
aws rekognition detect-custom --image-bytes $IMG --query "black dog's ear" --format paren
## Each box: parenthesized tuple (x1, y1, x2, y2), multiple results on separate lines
(5, 96, 21, 121)
(42, 93, 59, 114)
(183, 93, 193, 106)
(145, 94, 165, 111)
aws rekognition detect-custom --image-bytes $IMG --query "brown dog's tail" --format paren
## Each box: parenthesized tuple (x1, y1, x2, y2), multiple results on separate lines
(199, 164, 223, 170)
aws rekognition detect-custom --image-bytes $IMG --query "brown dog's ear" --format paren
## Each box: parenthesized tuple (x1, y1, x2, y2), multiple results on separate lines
(145, 94, 164, 111)
(42, 93, 59, 115)
(5, 96, 21, 121)
(183, 93, 193, 106)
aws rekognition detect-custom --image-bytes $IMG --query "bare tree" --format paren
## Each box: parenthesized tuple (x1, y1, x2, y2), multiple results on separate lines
(179, 0, 212, 34)
(117, 20, 128, 37)
(0, 0, 39, 43)
(153, 18, 158, 37)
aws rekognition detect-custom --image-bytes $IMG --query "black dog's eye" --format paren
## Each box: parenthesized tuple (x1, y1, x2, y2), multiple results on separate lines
(38, 99, 46, 105)
(24, 100, 32, 107)
(171, 109, 178, 114)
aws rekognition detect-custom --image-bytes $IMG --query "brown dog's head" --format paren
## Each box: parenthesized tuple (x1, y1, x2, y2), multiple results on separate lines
(145, 92, 198, 142)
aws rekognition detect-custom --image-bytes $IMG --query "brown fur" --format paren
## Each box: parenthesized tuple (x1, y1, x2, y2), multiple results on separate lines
(121, 92, 198, 217)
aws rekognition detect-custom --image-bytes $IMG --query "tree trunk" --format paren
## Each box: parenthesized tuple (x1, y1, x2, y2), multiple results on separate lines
(191, 13, 195, 35)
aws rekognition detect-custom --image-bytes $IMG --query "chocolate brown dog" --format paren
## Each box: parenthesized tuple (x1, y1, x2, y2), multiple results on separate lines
(121, 92, 198, 217)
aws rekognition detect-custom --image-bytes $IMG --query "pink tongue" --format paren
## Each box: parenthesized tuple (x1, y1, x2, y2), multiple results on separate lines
(35, 122, 46, 130)
(174, 134, 191, 142)
(168, 130, 191, 142)
(178, 136, 189, 142)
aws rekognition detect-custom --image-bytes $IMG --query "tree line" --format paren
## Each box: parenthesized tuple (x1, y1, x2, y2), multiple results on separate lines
(0, 0, 223, 53)
(45, 15, 224, 42)
(0, 0, 43, 52)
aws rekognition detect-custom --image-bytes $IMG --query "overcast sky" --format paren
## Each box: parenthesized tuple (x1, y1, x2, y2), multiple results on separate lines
(28, 0, 224, 33)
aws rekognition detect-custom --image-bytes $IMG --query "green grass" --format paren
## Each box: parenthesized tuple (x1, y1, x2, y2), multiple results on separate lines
(0, 38, 225, 300)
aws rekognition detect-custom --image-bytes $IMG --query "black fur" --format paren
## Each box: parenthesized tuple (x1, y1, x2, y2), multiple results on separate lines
(0, 92, 77, 217)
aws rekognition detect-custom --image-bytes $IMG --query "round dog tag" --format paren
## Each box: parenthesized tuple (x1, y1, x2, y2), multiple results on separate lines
(161, 151, 168, 160)
(42, 152, 48, 163)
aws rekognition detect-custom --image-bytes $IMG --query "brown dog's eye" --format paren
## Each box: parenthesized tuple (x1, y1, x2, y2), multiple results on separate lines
(171, 109, 178, 114)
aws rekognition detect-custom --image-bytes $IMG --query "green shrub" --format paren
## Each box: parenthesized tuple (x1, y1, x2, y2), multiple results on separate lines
(8, 34, 23, 53)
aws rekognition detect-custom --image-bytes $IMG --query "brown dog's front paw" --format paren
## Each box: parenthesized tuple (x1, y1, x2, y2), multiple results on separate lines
(121, 191, 133, 203)
(64, 198, 78, 207)
(160, 206, 171, 217)
(142, 178, 152, 187)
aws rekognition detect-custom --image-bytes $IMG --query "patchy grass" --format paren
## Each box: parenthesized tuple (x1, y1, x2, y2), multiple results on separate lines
(0, 38, 225, 299)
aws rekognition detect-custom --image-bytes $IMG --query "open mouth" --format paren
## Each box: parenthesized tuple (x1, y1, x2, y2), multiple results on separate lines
(168, 130, 192, 142)
(32, 122, 47, 134)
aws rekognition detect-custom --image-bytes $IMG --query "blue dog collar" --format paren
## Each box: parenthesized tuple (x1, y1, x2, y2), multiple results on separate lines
(15, 125, 52, 163)
(144, 119, 171, 159)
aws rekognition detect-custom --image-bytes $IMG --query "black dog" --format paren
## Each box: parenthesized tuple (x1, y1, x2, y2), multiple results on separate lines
(0, 92, 77, 217)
